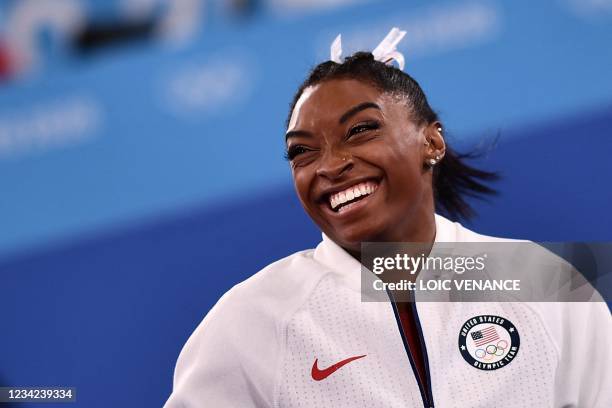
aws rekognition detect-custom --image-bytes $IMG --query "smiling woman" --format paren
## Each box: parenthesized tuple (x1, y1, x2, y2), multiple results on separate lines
(164, 29, 612, 408)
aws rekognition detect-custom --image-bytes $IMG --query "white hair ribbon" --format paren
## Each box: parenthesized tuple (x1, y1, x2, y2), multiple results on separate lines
(372, 27, 407, 69)
(330, 34, 343, 63)
(329, 27, 407, 70)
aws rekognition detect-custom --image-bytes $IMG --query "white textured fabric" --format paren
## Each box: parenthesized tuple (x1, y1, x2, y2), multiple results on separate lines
(277, 275, 422, 408)
(164, 214, 612, 408)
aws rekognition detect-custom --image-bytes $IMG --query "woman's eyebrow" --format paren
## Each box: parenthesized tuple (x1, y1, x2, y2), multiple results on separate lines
(339, 102, 381, 124)
(285, 129, 311, 142)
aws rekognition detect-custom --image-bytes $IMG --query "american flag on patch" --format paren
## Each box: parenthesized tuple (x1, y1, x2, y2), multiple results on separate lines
(471, 326, 500, 347)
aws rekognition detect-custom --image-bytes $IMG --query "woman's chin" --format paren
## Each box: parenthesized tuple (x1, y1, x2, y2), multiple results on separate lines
(331, 224, 387, 252)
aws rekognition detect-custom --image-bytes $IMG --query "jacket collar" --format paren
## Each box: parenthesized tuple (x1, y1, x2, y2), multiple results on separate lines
(313, 214, 459, 292)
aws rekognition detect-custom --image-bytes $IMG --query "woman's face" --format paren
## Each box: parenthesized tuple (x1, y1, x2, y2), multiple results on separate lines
(286, 78, 439, 253)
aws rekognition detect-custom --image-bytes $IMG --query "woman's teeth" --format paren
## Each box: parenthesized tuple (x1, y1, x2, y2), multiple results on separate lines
(329, 181, 378, 211)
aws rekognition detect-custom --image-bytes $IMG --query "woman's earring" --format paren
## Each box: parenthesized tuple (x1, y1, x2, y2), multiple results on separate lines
(429, 154, 442, 166)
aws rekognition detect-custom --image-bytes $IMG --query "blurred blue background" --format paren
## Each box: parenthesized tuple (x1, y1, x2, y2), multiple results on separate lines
(1, 0, 611, 406)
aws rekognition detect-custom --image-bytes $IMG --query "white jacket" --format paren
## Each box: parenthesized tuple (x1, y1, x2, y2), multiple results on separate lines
(165, 214, 611, 407)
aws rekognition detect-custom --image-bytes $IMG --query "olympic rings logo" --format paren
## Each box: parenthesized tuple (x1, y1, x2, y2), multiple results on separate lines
(474, 339, 508, 360)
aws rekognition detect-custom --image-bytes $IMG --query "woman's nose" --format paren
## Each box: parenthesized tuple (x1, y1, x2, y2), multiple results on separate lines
(315, 150, 353, 180)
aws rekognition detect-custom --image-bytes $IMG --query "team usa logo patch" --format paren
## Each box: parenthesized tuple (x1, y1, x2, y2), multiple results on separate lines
(458, 315, 520, 371)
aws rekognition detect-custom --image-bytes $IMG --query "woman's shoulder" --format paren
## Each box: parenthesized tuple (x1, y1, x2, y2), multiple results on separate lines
(169, 249, 332, 406)
(235, 248, 333, 299)
(205, 248, 336, 325)
(179, 248, 334, 349)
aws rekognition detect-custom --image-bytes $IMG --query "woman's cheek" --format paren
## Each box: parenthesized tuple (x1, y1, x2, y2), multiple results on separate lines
(294, 170, 318, 207)
(291, 171, 307, 200)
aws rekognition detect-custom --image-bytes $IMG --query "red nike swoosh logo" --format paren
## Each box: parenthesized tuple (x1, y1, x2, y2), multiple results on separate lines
(311, 355, 367, 381)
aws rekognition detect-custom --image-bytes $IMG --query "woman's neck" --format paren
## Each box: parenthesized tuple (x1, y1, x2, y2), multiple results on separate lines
(345, 210, 437, 262)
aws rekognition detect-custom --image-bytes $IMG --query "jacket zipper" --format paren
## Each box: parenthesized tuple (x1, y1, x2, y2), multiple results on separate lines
(409, 302, 435, 407)
(387, 290, 435, 408)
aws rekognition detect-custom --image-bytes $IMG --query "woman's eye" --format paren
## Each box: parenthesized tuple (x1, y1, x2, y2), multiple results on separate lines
(348, 121, 380, 138)
(284, 145, 310, 161)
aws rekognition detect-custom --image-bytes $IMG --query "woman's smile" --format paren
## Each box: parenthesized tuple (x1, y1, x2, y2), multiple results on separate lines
(328, 180, 379, 212)
(320, 178, 380, 217)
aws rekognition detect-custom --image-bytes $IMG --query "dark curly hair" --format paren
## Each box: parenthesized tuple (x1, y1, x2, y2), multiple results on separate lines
(286, 52, 498, 220)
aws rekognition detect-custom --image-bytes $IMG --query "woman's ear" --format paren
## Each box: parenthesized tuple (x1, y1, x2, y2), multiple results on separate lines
(423, 121, 446, 166)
